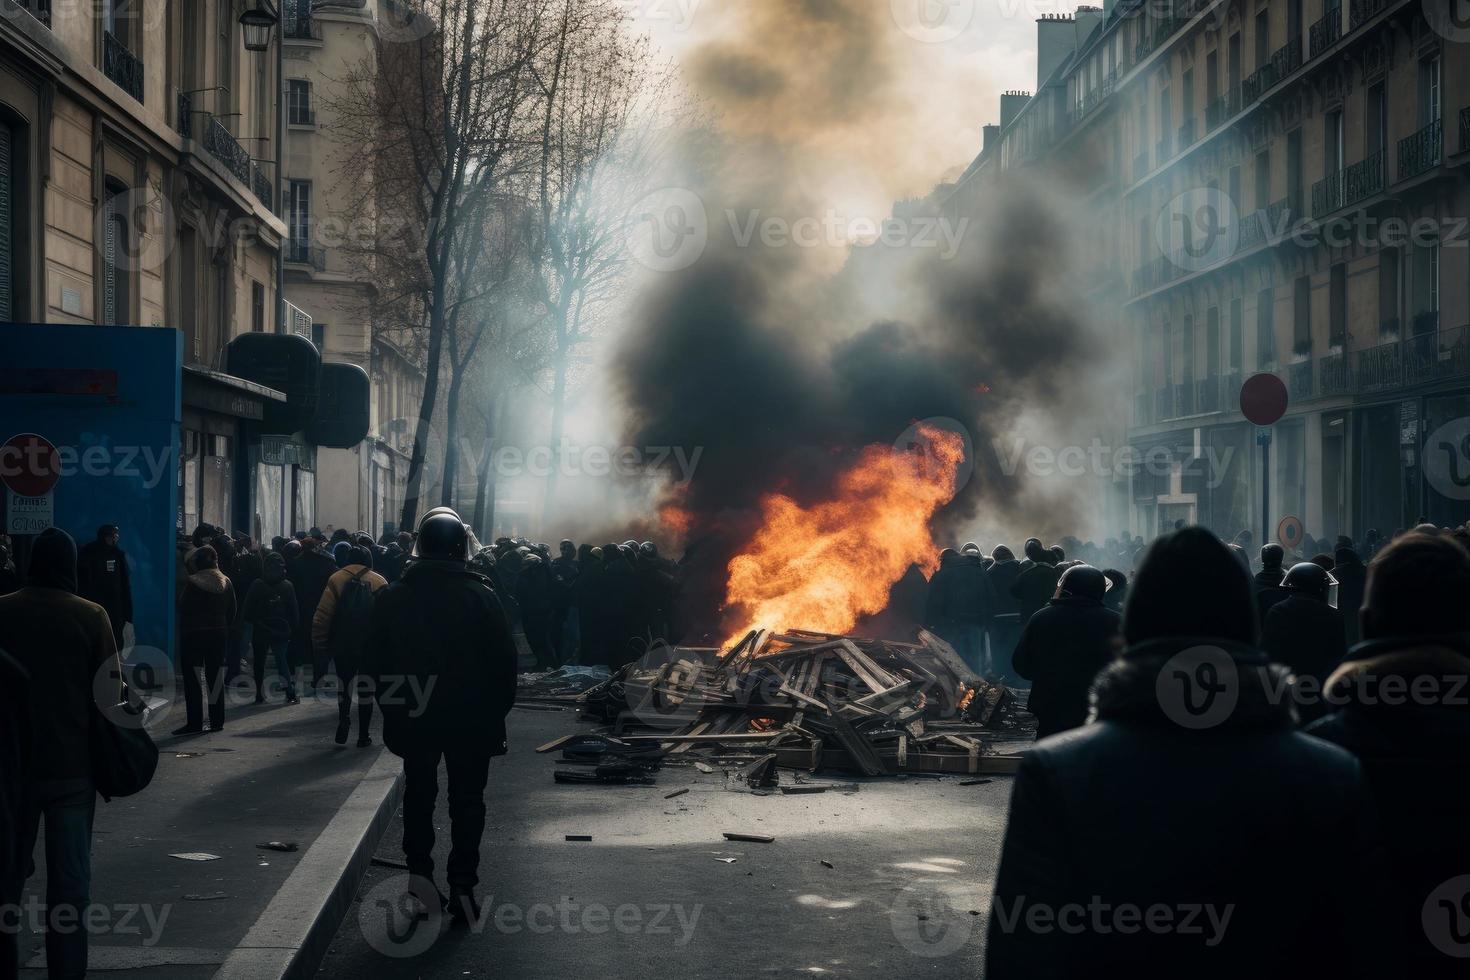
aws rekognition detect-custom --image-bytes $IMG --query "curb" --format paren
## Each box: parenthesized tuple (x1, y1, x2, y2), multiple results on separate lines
(211, 749, 403, 980)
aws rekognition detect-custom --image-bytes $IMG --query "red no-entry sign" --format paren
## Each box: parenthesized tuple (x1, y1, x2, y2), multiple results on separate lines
(1, 433, 61, 498)
(1240, 373, 1289, 426)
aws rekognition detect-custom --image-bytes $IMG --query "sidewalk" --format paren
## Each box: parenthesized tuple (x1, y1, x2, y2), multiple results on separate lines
(18, 689, 394, 979)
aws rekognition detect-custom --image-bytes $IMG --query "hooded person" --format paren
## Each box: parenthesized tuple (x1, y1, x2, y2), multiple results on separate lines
(1254, 544, 1291, 627)
(0, 647, 29, 980)
(1332, 546, 1368, 647)
(176, 545, 237, 734)
(287, 537, 339, 690)
(363, 513, 518, 925)
(516, 551, 556, 671)
(549, 540, 580, 663)
(1010, 565, 1120, 738)
(1010, 540, 1062, 627)
(0, 528, 121, 980)
(1260, 562, 1347, 723)
(572, 544, 607, 666)
(986, 545, 1025, 680)
(598, 543, 637, 667)
(986, 527, 1379, 980)
(313, 545, 389, 746)
(76, 524, 132, 651)
(947, 547, 998, 673)
(1307, 533, 1470, 979)
(1100, 568, 1128, 614)
(241, 551, 300, 704)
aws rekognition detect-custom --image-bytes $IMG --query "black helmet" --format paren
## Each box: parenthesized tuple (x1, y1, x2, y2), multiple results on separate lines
(960, 541, 981, 555)
(1056, 564, 1107, 602)
(1283, 561, 1337, 606)
(938, 547, 959, 563)
(1260, 543, 1284, 568)
(639, 541, 658, 559)
(415, 513, 468, 561)
(622, 539, 638, 551)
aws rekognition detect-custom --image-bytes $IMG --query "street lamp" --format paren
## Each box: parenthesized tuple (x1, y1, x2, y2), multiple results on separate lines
(239, 4, 278, 52)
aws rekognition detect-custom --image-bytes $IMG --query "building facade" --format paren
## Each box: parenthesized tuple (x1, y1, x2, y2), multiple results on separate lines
(954, 0, 1470, 545)
(280, 0, 424, 538)
(0, 0, 336, 541)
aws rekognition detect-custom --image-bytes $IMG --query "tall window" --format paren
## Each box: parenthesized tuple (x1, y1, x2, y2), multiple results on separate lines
(1254, 10, 1269, 68)
(1229, 297, 1243, 373)
(288, 80, 314, 126)
(1326, 109, 1344, 173)
(251, 280, 265, 332)
(0, 121, 14, 321)
(288, 180, 311, 252)
(217, 0, 235, 120)
(1420, 55, 1441, 127)
(1329, 263, 1347, 348)
(102, 183, 130, 325)
(1257, 287, 1277, 368)
(1366, 82, 1386, 159)
(1287, 128, 1303, 215)
(1255, 149, 1270, 210)
(1293, 276, 1311, 355)
(1378, 247, 1400, 334)
(1413, 242, 1440, 332)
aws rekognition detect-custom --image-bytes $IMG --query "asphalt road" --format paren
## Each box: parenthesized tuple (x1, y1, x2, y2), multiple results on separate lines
(315, 708, 1014, 979)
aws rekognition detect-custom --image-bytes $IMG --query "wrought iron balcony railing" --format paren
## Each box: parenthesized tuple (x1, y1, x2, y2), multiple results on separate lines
(1318, 351, 1349, 396)
(1288, 360, 1314, 400)
(13, 0, 50, 26)
(1197, 376, 1220, 413)
(1309, 6, 1343, 60)
(1205, 88, 1242, 130)
(286, 242, 327, 271)
(284, 15, 323, 40)
(1349, 0, 1390, 29)
(252, 167, 273, 210)
(103, 31, 144, 103)
(203, 116, 253, 185)
(1312, 151, 1384, 217)
(177, 91, 193, 139)
(1177, 118, 1197, 150)
(1398, 119, 1442, 181)
(1405, 322, 1470, 386)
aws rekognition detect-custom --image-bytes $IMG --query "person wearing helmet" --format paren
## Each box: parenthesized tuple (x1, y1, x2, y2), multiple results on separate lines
(1011, 564, 1121, 739)
(363, 512, 517, 925)
(986, 545, 1025, 682)
(550, 540, 580, 663)
(1260, 562, 1346, 723)
(1010, 540, 1063, 630)
(517, 550, 555, 670)
(634, 541, 681, 648)
(1254, 543, 1291, 627)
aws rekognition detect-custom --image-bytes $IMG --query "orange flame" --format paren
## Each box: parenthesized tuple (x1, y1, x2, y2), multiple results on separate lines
(722, 423, 966, 646)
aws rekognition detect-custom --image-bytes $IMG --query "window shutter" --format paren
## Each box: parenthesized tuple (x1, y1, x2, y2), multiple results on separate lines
(104, 191, 119, 325)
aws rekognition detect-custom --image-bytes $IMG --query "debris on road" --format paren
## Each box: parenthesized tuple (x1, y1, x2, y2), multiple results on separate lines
(959, 778, 994, 786)
(820, 860, 834, 869)
(256, 841, 298, 852)
(183, 892, 228, 901)
(663, 788, 690, 799)
(169, 853, 221, 862)
(565, 834, 593, 842)
(723, 832, 775, 844)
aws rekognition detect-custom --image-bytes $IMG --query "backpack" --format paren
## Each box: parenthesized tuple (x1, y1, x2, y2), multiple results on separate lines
(329, 570, 376, 659)
(260, 587, 293, 641)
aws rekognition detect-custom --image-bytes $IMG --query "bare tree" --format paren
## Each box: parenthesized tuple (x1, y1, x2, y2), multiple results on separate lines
(328, 0, 552, 531)
(526, 0, 674, 519)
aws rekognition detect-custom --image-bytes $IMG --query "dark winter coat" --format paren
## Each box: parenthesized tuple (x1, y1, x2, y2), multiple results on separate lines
(0, 558, 18, 596)
(287, 547, 338, 633)
(241, 555, 299, 642)
(178, 568, 237, 635)
(1332, 556, 1368, 647)
(1308, 638, 1470, 980)
(1253, 567, 1290, 626)
(230, 550, 263, 608)
(930, 553, 996, 627)
(1010, 561, 1060, 625)
(0, 529, 121, 782)
(1011, 596, 1121, 737)
(987, 558, 1023, 616)
(76, 535, 133, 632)
(0, 648, 29, 957)
(1260, 594, 1347, 721)
(364, 559, 519, 757)
(987, 639, 1381, 980)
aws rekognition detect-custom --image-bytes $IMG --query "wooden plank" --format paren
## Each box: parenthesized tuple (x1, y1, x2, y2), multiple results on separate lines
(840, 640, 901, 689)
(917, 629, 980, 686)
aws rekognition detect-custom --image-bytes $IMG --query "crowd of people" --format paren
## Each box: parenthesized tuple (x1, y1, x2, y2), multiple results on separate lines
(4, 509, 1469, 977)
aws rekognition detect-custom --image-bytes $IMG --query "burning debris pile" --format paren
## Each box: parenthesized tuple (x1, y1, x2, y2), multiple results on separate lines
(540, 628, 1031, 784)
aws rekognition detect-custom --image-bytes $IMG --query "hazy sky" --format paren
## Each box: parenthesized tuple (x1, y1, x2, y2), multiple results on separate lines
(633, 0, 1045, 220)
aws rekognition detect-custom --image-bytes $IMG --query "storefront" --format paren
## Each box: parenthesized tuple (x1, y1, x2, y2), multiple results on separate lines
(180, 367, 285, 536)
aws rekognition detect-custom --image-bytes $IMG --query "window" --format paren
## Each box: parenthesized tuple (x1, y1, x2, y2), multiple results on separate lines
(102, 183, 130, 325)
(1257, 287, 1276, 368)
(0, 120, 14, 321)
(1366, 82, 1386, 158)
(1206, 306, 1220, 380)
(1254, 9, 1269, 68)
(1287, 128, 1303, 215)
(178, 224, 199, 360)
(1378, 247, 1400, 334)
(1413, 242, 1440, 331)
(312, 322, 326, 351)
(288, 79, 314, 126)
(1420, 55, 1441, 128)
(1255, 149, 1270, 210)
(217, 0, 235, 118)
(1326, 109, 1344, 173)
(288, 180, 311, 251)
(1228, 165, 1241, 213)
(251, 280, 265, 332)
(1229, 297, 1243, 373)
(1293, 275, 1312, 355)
(1329, 263, 1346, 348)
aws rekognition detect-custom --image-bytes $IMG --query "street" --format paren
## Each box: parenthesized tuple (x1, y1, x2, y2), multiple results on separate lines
(316, 709, 1012, 978)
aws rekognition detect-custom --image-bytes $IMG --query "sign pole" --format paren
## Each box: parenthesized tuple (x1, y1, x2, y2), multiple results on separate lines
(1259, 427, 1272, 547)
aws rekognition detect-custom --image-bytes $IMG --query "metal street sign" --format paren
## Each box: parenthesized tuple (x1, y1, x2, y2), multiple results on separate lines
(6, 489, 54, 534)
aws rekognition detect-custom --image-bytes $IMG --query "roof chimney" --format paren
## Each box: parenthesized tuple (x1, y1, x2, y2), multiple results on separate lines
(1075, 6, 1104, 44)
(982, 124, 1000, 154)
(1000, 91, 1030, 130)
(1036, 14, 1077, 89)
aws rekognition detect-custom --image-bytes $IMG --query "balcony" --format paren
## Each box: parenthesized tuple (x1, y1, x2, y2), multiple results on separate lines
(1397, 119, 1442, 181)
(1197, 376, 1220, 413)
(1349, 0, 1390, 29)
(1309, 6, 1343, 60)
(1134, 150, 1151, 183)
(177, 91, 193, 139)
(13, 0, 49, 26)
(1069, 69, 1118, 127)
(284, 15, 323, 40)
(252, 168, 273, 210)
(1312, 151, 1384, 217)
(1177, 118, 1196, 150)
(1288, 360, 1314, 400)
(1318, 352, 1349, 396)
(1205, 88, 1242, 130)
(1175, 381, 1194, 416)
(203, 116, 254, 186)
(1156, 134, 1172, 164)
(286, 242, 327, 272)
(1405, 322, 1470, 386)
(1236, 198, 1290, 252)
(103, 31, 144, 103)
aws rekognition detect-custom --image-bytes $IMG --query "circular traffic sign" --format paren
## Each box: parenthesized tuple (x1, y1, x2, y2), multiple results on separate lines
(0, 433, 61, 497)
(1277, 515, 1304, 550)
(1240, 373, 1289, 426)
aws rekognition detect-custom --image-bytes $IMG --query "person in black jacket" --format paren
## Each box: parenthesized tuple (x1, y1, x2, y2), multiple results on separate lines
(176, 546, 237, 734)
(987, 545, 1025, 680)
(1307, 532, 1470, 979)
(986, 527, 1379, 980)
(76, 524, 132, 651)
(1011, 565, 1121, 738)
(1260, 562, 1346, 723)
(1010, 539, 1061, 627)
(288, 537, 339, 690)
(573, 545, 606, 665)
(241, 552, 299, 704)
(364, 512, 517, 925)
(0, 649, 29, 980)
(1332, 546, 1368, 647)
(1254, 543, 1290, 626)
(0, 536, 17, 596)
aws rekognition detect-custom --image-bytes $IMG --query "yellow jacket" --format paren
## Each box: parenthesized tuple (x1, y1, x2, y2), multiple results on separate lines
(312, 564, 388, 656)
